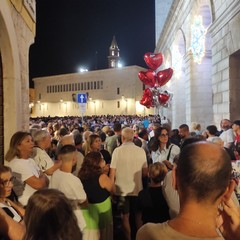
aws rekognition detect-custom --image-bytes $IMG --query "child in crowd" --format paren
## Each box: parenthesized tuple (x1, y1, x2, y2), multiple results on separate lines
(138, 162, 170, 224)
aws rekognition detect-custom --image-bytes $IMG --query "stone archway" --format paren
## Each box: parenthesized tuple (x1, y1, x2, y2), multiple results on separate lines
(0, 0, 22, 160)
(0, 53, 3, 163)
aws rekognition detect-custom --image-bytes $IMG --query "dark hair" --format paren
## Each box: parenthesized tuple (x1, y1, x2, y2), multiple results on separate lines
(78, 151, 102, 180)
(58, 144, 76, 155)
(99, 131, 106, 142)
(138, 128, 148, 139)
(180, 137, 203, 151)
(151, 127, 171, 152)
(113, 122, 121, 132)
(24, 189, 82, 240)
(59, 128, 69, 137)
(179, 124, 189, 131)
(177, 141, 232, 203)
(206, 125, 218, 135)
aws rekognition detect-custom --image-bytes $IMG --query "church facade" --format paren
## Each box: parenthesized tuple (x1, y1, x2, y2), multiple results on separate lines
(155, 0, 240, 128)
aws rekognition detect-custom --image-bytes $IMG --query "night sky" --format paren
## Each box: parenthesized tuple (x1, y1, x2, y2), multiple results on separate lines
(29, 0, 155, 87)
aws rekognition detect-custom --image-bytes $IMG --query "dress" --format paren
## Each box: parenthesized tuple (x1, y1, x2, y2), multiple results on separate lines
(138, 186, 170, 224)
(50, 169, 86, 231)
(8, 158, 40, 206)
(136, 222, 223, 240)
(81, 174, 113, 240)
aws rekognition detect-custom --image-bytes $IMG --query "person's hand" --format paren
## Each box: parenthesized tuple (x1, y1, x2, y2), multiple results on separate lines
(162, 160, 173, 170)
(217, 198, 240, 240)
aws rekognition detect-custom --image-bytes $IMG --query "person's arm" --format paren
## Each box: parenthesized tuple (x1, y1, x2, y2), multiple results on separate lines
(25, 172, 49, 190)
(109, 168, 116, 184)
(217, 198, 240, 240)
(99, 173, 116, 194)
(0, 208, 25, 240)
(44, 161, 62, 175)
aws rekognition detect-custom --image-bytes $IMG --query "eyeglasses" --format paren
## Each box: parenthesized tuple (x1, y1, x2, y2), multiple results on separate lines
(0, 176, 15, 187)
(160, 134, 169, 137)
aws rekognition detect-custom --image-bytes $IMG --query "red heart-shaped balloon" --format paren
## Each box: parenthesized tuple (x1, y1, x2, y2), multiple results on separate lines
(140, 88, 153, 108)
(156, 68, 173, 87)
(158, 93, 170, 105)
(138, 70, 156, 87)
(144, 52, 164, 70)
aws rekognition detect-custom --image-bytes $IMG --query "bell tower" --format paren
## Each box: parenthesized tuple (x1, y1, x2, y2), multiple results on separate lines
(108, 36, 120, 68)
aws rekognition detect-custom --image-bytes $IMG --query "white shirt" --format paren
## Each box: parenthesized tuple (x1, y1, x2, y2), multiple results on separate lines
(110, 142, 147, 196)
(50, 169, 86, 231)
(9, 158, 40, 206)
(151, 144, 180, 164)
(220, 128, 234, 148)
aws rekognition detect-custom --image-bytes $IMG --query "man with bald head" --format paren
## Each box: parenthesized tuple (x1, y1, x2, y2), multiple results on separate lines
(137, 141, 236, 240)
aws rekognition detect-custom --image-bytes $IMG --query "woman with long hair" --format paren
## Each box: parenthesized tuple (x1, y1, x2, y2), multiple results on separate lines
(85, 134, 111, 174)
(5, 131, 49, 206)
(150, 127, 180, 170)
(24, 188, 82, 240)
(79, 151, 115, 240)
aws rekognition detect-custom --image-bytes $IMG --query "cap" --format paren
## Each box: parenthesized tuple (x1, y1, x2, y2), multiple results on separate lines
(233, 120, 240, 126)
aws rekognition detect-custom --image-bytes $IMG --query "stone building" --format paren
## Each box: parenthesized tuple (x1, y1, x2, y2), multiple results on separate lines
(0, 0, 35, 162)
(155, 0, 240, 128)
(33, 36, 154, 117)
(33, 65, 153, 117)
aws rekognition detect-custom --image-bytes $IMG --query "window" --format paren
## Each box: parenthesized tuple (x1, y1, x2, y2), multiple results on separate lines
(39, 93, 41, 100)
(63, 85, 66, 92)
(117, 87, 120, 94)
(84, 82, 86, 90)
(100, 81, 103, 89)
(66, 84, 68, 92)
(55, 86, 57, 92)
(97, 81, 100, 89)
(91, 82, 93, 90)
(47, 86, 49, 93)
(69, 84, 71, 91)
(81, 83, 83, 90)
(87, 82, 90, 90)
(78, 83, 80, 90)
(60, 85, 63, 92)
(117, 101, 120, 108)
(94, 81, 96, 89)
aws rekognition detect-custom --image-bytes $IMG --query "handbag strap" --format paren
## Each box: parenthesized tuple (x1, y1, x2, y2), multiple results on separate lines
(166, 144, 174, 161)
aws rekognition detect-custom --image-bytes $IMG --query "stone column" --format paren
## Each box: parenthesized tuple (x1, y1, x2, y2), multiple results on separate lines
(184, 50, 213, 128)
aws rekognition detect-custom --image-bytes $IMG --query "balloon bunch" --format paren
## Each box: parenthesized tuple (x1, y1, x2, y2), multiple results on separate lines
(139, 52, 173, 108)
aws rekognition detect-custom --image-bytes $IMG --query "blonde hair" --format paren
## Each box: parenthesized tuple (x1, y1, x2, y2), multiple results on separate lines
(5, 132, 32, 162)
(149, 162, 167, 184)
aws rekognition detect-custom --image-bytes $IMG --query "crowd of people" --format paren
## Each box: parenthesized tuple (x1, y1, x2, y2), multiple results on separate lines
(0, 114, 240, 240)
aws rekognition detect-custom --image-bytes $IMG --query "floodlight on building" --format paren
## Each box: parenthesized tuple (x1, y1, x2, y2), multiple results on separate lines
(78, 67, 88, 73)
(60, 99, 63, 102)
(118, 62, 123, 68)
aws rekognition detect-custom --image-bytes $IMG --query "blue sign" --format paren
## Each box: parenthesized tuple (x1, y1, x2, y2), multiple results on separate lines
(77, 93, 87, 104)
